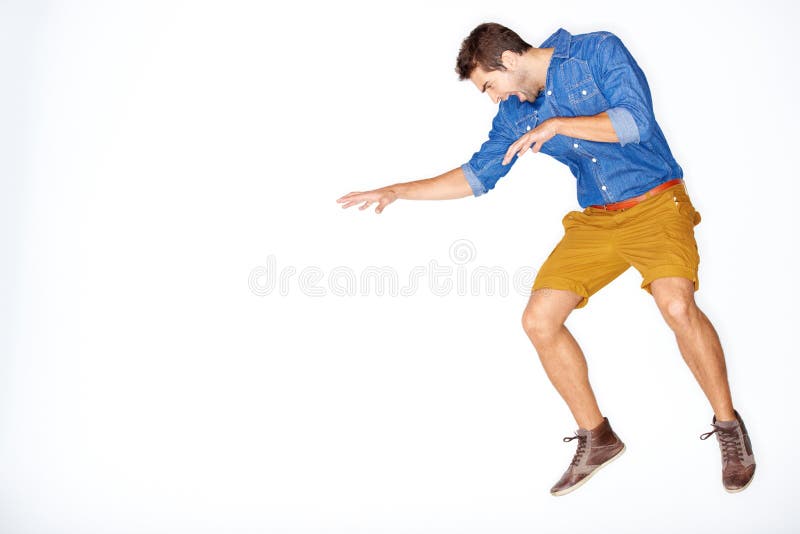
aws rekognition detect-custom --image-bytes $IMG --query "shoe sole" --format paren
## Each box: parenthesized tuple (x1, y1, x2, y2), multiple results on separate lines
(550, 444, 626, 497)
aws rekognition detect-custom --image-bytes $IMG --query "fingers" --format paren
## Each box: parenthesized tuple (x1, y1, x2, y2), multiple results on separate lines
(338, 192, 370, 209)
(503, 134, 536, 165)
(337, 192, 386, 213)
(503, 142, 531, 165)
(338, 194, 364, 209)
(502, 143, 519, 165)
(338, 190, 394, 214)
(502, 126, 558, 164)
(337, 191, 362, 203)
(516, 142, 534, 159)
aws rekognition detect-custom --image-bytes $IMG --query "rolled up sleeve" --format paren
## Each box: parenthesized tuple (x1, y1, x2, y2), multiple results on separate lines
(462, 107, 517, 196)
(597, 34, 655, 146)
(606, 106, 639, 146)
(461, 162, 487, 196)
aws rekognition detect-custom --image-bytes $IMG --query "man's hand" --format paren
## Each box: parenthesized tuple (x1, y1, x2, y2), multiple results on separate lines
(337, 187, 398, 214)
(502, 118, 559, 165)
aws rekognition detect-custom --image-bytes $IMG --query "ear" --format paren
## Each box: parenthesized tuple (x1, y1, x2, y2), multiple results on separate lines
(500, 50, 519, 70)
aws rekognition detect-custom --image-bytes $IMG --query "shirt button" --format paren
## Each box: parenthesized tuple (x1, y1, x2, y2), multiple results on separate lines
(592, 158, 597, 163)
(573, 143, 579, 148)
(601, 185, 607, 191)
(546, 90, 552, 96)
(581, 89, 588, 96)
(526, 125, 531, 131)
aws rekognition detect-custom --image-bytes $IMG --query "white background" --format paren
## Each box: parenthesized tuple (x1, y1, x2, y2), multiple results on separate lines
(2, 0, 798, 532)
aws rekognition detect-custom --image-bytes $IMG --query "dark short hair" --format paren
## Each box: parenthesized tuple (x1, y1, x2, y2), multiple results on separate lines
(455, 23, 532, 80)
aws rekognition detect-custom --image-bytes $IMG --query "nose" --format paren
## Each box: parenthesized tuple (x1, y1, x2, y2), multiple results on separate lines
(487, 89, 500, 104)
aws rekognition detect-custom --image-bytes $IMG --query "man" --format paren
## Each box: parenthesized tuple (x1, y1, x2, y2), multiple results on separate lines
(336, 23, 755, 496)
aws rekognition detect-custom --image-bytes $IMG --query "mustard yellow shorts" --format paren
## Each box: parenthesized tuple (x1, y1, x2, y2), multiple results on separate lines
(531, 182, 702, 308)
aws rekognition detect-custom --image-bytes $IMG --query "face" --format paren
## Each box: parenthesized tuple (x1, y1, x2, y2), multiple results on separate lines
(469, 60, 537, 104)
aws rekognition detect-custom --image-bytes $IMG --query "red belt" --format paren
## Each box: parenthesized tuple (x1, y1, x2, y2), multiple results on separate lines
(589, 178, 684, 211)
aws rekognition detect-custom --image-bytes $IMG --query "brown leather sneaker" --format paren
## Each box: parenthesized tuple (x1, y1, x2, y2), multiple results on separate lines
(550, 417, 626, 496)
(699, 409, 756, 493)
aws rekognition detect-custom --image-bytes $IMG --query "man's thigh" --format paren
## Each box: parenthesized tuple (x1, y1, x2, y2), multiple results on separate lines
(523, 288, 584, 329)
(532, 211, 630, 309)
(616, 185, 702, 296)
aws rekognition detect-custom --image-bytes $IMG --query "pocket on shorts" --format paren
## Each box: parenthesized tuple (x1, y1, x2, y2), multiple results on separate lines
(671, 189, 701, 226)
(562, 210, 583, 229)
(660, 190, 701, 265)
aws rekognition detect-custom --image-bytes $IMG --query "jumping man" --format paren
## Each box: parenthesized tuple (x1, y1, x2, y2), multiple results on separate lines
(336, 23, 755, 496)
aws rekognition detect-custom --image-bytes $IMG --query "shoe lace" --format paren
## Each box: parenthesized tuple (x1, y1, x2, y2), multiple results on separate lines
(563, 434, 587, 467)
(700, 425, 744, 464)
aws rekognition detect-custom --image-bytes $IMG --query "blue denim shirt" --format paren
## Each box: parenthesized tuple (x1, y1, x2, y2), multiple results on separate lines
(461, 28, 684, 208)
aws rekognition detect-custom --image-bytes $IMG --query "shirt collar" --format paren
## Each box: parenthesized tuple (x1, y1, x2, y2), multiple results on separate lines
(539, 27, 571, 58)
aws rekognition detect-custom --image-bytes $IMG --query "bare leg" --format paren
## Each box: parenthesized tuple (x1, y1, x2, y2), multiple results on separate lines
(649, 277, 736, 421)
(522, 288, 605, 430)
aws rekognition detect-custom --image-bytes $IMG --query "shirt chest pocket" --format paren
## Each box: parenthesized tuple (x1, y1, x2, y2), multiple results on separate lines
(512, 112, 539, 138)
(560, 58, 608, 116)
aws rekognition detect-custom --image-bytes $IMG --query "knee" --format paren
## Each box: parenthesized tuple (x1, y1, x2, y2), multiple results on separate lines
(521, 306, 562, 344)
(659, 296, 699, 331)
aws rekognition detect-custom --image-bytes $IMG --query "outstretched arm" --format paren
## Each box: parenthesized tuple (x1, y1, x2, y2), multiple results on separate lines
(336, 167, 472, 214)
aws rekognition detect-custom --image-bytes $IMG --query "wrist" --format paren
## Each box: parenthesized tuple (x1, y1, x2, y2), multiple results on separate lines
(386, 183, 406, 199)
(549, 117, 563, 136)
